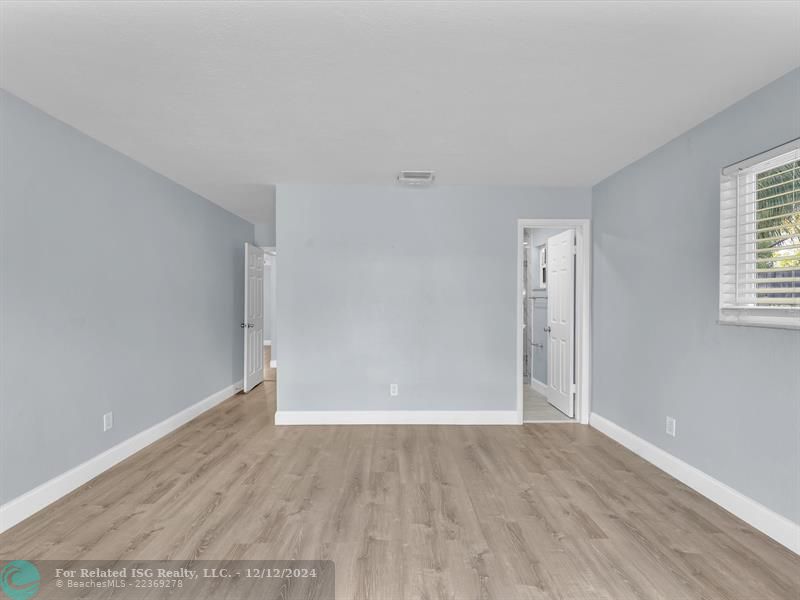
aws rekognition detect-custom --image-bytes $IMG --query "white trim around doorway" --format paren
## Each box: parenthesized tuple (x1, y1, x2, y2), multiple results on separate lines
(516, 219, 592, 425)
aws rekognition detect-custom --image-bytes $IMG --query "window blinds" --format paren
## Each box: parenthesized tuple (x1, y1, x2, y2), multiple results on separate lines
(719, 140, 800, 326)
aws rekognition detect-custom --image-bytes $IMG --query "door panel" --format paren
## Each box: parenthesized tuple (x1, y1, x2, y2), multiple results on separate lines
(243, 243, 265, 392)
(546, 230, 575, 417)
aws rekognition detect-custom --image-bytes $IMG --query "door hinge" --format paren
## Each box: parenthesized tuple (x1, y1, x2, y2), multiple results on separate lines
(571, 383, 577, 394)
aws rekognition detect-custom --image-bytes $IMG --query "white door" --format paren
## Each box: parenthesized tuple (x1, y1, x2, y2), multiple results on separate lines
(243, 243, 265, 392)
(546, 230, 575, 417)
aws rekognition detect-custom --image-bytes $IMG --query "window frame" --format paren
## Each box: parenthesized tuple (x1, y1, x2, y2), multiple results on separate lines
(719, 140, 800, 330)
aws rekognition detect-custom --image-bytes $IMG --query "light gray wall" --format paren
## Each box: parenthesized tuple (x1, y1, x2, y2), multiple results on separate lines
(0, 90, 254, 504)
(276, 185, 590, 412)
(530, 227, 567, 249)
(263, 263, 272, 342)
(255, 221, 276, 248)
(592, 68, 800, 523)
(254, 185, 277, 247)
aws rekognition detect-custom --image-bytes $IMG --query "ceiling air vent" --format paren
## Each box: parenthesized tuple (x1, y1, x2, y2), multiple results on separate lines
(397, 170, 435, 186)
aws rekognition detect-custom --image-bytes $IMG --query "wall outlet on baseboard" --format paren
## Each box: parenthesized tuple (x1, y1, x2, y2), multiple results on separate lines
(389, 383, 399, 397)
(103, 412, 113, 432)
(666, 416, 676, 437)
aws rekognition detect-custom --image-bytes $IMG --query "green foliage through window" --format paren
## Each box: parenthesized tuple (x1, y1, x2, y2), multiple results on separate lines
(755, 159, 799, 305)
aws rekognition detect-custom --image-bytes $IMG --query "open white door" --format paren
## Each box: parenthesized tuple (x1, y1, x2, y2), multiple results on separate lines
(243, 243, 265, 392)
(546, 230, 575, 417)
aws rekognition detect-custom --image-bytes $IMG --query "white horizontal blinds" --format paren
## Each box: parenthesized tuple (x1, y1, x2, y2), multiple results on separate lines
(720, 146, 800, 313)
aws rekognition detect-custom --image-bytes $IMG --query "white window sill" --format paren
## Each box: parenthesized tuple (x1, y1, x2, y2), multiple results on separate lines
(718, 315, 800, 331)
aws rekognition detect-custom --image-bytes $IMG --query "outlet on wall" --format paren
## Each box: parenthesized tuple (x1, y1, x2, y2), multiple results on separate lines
(389, 383, 399, 397)
(666, 416, 676, 437)
(103, 412, 113, 432)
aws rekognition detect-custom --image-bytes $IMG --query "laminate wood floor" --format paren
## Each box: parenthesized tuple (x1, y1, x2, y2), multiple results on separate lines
(1, 356, 797, 599)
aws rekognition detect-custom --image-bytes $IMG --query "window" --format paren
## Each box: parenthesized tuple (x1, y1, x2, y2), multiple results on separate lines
(720, 140, 800, 329)
(539, 246, 547, 288)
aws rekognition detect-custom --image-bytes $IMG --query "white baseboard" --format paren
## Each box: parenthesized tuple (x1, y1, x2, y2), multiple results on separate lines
(275, 410, 518, 426)
(527, 378, 549, 397)
(0, 380, 243, 534)
(269, 360, 277, 368)
(263, 340, 272, 346)
(590, 412, 800, 555)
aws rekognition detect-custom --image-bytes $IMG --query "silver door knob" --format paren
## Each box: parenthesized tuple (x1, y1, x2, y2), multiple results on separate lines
(544, 326, 551, 332)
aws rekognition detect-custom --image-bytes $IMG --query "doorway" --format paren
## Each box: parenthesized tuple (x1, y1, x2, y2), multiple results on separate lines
(517, 219, 591, 424)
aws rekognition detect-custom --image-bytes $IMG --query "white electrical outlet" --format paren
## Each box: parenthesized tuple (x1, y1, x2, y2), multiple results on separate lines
(666, 416, 676, 437)
(389, 383, 399, 397)
(103, 412, 113, 432)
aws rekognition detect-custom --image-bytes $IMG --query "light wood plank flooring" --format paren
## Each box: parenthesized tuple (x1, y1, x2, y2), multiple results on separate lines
(1, 353, 797, 599)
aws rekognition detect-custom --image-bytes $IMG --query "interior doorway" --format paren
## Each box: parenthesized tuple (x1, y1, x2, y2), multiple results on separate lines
(517, 219, 591, 424)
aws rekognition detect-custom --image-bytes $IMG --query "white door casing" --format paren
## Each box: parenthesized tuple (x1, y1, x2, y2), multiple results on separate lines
(546, 230, 575, 417)
(243, 243, 265, 392)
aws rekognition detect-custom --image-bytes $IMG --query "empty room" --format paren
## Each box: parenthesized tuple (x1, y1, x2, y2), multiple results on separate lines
(1, 1, 798, 599)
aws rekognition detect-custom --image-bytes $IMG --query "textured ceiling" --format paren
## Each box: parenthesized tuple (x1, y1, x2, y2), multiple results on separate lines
(2, 1, 799, 223)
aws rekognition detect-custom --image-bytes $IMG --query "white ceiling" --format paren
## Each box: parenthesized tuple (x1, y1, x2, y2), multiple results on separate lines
(2, 1, 799, 224)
